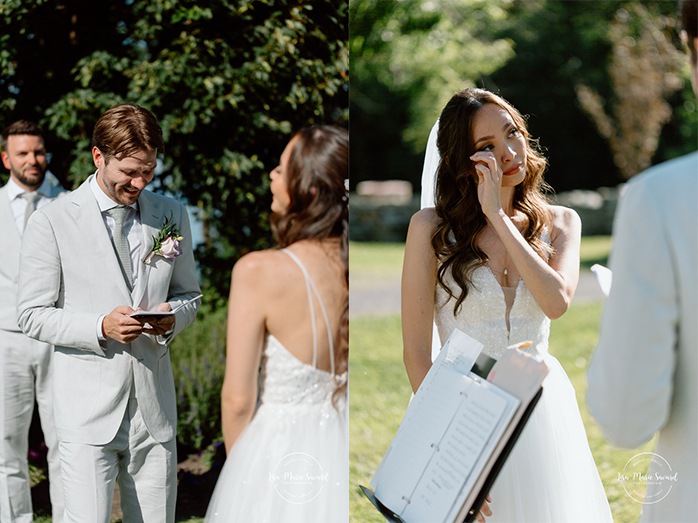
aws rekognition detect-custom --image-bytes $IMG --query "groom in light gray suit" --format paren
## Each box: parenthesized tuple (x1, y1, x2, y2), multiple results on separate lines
(587, 1, 697, 521)
(0, 120, 65, 522)
(17, 104, 200, 523)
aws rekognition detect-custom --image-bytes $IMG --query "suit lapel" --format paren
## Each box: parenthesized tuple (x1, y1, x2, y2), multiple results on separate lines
(69, 180, 132, 301)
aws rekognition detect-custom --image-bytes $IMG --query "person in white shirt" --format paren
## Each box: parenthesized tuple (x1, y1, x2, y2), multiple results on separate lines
(0, 120, 65, 522)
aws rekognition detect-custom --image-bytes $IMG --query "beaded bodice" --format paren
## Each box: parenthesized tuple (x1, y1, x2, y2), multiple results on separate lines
(435, 265, 550, 359)
(255, 248, 346, 412)
(258, 335, 343, 407)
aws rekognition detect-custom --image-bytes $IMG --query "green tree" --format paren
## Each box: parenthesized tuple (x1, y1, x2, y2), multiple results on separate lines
(0, 0, 348, 302)
(349, 0, 696, 194)
(576, 3, 687, 179)
(481, 0, 695, 191)
(350, 0, 514, 189)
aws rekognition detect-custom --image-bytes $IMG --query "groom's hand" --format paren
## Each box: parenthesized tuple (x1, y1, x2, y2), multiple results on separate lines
(140, 302, 175, 336)
(102, 306, 145, 343)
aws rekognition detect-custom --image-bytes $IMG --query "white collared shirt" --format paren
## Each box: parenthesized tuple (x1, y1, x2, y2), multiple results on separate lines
(89, 172, 142, 286)
(8, 176, 54, 236)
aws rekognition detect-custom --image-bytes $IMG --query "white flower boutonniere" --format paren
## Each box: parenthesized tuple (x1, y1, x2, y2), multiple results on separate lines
(145, 212, 184, 264)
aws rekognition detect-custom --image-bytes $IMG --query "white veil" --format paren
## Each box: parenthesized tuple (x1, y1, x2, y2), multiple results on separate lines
(420, 119, 440, 209)
(419, 119, 444, 361)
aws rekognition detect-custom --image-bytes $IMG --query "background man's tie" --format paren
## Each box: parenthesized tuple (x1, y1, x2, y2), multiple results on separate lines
(21, 192, 39, 231)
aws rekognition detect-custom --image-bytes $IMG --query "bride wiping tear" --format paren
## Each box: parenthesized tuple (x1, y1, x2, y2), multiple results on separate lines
(403, 88, 612, 522)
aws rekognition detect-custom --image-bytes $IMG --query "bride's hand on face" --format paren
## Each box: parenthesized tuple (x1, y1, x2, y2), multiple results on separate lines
(470, 151, 502, 218)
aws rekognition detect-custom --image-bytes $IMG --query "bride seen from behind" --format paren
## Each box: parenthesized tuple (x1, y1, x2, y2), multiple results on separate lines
(205, 125, 349, 522)
(402, 88, 612, 522)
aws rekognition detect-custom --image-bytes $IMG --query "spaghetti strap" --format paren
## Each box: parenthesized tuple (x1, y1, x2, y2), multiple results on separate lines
(281, 248, 335, 374)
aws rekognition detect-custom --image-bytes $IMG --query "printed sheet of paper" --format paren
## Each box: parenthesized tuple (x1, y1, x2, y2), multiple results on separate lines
(371, 330, 519, 522)
(401, 378, 518, 522)
(451, 348, 549, 522)
(371, 329, 482, 491)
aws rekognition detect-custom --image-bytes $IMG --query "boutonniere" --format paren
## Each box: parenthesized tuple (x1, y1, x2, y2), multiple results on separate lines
(145, 212, 184, 264)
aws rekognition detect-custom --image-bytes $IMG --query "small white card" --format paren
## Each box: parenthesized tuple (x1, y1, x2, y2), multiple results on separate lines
(130, 294, 203, 319)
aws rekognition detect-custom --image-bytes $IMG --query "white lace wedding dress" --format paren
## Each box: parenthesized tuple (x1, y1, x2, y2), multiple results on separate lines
(205, 249, 348, 522)
(434, 263, 613, 522)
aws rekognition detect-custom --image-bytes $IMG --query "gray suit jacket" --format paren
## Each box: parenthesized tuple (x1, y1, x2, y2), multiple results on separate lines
(17, 177, 201, 445)
(0, 177, 66, 332)
(587, 152, 698, 522)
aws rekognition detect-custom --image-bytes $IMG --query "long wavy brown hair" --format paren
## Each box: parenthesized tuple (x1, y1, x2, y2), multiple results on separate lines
(433, 88, 553, 314)
(270, 125, 348, 401)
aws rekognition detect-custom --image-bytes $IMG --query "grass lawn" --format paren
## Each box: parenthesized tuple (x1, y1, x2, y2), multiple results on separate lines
(349, 236, 655, 523)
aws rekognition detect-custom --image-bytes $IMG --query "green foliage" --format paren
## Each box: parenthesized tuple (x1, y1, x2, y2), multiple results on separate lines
(575, 3, 686, 179)
(350, 0, 514, 189)
(170, 305, 227, 452)
(1, 0, 348, 301)
(349, 0, 696, 194)
(485, 0, 696, 190)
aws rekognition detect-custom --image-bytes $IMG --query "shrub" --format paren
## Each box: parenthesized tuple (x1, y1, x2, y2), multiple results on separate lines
(171, 304, 227, 452)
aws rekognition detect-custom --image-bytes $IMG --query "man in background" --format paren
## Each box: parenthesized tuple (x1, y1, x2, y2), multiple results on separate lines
(587, 1, 698, 522)
(0, 120, 65, 522)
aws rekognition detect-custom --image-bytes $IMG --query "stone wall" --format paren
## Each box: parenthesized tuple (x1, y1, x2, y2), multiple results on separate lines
(552, 187, 621, 236)
(350, 194, 420, 243)
(350, 184, 621, 242)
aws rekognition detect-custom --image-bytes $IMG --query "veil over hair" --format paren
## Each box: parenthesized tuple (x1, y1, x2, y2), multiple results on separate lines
(420, 120, 440, 209)
(420, 120, 444, 361)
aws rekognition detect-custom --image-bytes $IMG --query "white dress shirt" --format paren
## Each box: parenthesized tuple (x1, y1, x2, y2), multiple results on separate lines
(90, 173, 143, 342)
(89, 173, 142, 285)
(7, 176, 56, 236)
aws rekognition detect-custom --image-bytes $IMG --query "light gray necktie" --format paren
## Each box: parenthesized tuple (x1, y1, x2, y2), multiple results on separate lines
(107, 206, 133, 287)
(21, 191, 39, 231)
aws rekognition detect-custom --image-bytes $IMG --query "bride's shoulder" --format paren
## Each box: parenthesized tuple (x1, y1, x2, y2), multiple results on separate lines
(231, 249, 290, 284)
(409, 207, 439, 233)
(548, 204, 582, 238)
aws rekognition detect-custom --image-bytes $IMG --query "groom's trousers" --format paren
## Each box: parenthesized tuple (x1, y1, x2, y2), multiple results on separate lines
(58, 394, 177, 523)
(0, 329, 63, 523)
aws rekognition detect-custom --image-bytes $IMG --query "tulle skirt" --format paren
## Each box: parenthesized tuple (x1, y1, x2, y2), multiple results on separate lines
(205, 402, 348, 522)
(486, 354, 613, 522)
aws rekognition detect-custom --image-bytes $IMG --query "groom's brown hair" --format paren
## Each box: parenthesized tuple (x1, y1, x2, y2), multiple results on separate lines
(92, 103, 165, 163)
